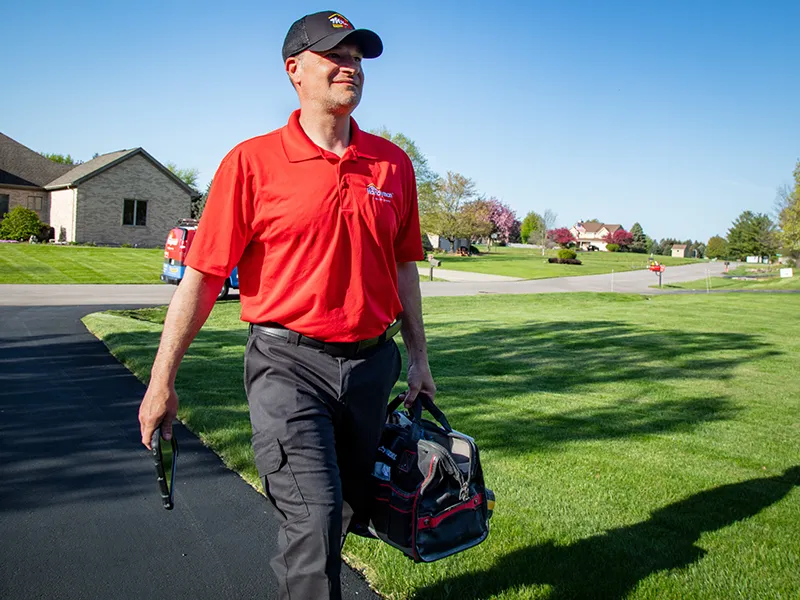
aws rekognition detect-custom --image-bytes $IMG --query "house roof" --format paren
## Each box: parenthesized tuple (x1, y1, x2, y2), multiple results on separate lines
(576, 222, 622, 234)
(0, 132, 72, 187)
(672, 244, 687, 250)
(45, 147, 198, 196)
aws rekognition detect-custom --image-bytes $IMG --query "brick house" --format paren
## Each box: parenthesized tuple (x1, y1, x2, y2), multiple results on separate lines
(671, 244, 687, 258)
(569, 222, 622, 251)
(0, 132, 194, 247)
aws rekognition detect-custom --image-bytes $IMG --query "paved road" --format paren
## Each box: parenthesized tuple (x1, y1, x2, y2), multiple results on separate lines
(419, 261, 729, 296)
(416, 264, 523, 282)
(0, 304, 378, 600)
(0, 262, 729, 306)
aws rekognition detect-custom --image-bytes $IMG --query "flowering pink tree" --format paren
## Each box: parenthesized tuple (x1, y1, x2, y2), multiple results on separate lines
(604, 228, 634, 250)
(487, 198, 516, 243)
(548, 227, 576, 248)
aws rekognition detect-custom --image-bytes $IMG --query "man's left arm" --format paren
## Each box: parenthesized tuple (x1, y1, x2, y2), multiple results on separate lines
(396, 261, 436, 408)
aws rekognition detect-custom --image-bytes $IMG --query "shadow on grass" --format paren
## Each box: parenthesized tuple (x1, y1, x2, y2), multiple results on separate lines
(83, 316, 779, 464)
(415, 466, 800, 599)
(423, 320, 775, 454)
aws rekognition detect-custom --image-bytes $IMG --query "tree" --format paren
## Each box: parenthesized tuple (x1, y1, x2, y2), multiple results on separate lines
(192, 179, 212, 219)
(421, 171, 477, 247)
(371, 128, 436, 188)
(458, 199, 493, 243)
(0, 207, 45, 241)
(371, 128, 440, 228)
(691, 241, 706, 259)
(727, 211, 778, 260)
(604, 228, 633, 250)
(777, 160, 800, 257)
(520, 211, 542, 244)
(548, 227, 576, 248)
(629, 222, 647, 253)
(166, 162, 200, 190)
(537, 209, 558, 255)
(486, 198, 516, 244)
(508, 219, 522, 244)
(40, 152, 82, 165)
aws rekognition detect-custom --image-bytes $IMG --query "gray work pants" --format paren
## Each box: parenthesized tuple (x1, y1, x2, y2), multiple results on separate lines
(244, 328, 401, 600)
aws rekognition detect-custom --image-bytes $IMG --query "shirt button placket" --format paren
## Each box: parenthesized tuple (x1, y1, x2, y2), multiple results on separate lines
(338, 162, 353, 212)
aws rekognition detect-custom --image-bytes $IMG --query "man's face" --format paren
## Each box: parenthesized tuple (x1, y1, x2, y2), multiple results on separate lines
(287, 42, 365, 115)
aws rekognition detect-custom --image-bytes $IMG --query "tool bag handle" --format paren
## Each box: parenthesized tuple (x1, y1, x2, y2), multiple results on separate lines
(387, 393, 452, 432)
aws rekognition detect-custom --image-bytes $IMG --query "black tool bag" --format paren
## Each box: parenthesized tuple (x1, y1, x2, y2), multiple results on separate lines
(366, 394, 494, 563)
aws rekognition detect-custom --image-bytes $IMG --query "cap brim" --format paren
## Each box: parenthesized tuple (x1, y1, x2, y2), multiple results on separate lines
(306, 28, 383, 59)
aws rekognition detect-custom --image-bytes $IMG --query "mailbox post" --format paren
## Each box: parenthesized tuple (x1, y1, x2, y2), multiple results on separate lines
(428, 255, 441, 281)
(649, 262, 665, 287)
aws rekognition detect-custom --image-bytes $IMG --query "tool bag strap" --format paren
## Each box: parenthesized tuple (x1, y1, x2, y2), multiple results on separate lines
(387, 393, 453, 432)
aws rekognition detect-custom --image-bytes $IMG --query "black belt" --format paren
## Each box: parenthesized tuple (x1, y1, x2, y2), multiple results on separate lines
(249, 320, 402, 359)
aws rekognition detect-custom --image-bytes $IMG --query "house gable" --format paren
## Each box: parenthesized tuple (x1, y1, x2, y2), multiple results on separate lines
(45, 148, 197, 197)
(73, 153, 192, 246)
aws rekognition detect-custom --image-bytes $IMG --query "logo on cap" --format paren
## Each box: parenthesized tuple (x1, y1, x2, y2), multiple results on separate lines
(328, 13, 353, 29)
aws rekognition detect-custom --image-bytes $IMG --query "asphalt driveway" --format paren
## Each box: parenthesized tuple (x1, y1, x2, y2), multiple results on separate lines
(0, 304, 378, 600)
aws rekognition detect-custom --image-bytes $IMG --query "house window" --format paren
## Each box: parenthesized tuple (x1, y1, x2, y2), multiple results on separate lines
(123, 199, 148, 226)
(27, 196, 43, 211)
(0, 194, 9, 218)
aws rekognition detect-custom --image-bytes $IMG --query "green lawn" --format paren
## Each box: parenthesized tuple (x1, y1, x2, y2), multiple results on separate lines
(83, 293, 799, 599)
(0, 242, 703, 285)
(663, 271, 800, 291)
(418, 245, 703, 280)
(0, 243, 163, 283)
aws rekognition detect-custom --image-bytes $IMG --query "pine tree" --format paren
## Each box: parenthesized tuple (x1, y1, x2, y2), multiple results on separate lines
(629, 222, 647, 253)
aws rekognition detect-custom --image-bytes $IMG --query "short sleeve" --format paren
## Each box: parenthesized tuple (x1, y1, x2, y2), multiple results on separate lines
(393, 154, 424, 263)
(185, 147, 255, 277)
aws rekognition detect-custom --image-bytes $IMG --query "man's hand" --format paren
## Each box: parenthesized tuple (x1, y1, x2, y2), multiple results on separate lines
(139, 383, 179, 450)
(402, 360, 436, 409)
(135, 267, 225, 450)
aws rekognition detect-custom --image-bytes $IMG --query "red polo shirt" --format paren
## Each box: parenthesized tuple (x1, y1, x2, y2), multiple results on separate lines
(185, 110, 424, 342)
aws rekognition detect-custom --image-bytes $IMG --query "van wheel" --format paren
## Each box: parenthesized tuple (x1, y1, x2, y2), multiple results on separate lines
(217, 280, 230, 301)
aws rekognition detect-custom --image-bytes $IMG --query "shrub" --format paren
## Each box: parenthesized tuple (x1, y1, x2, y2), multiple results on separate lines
(548, 257, 582, 265)
(557, 248, 577, 260)
(606, 243, 620, 252)
(0, 207, 45, 241)
(121, 243, 133, 248)
(39, 225, 54, 242)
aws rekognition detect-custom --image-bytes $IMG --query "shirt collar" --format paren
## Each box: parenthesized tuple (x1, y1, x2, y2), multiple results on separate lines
(281, 109, 379, 162)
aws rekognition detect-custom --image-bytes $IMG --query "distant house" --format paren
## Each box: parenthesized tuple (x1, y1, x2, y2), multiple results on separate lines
(671, 244, 687, 258)
(425, 233, 471, 253)
(569, 222, 622, 251)
(0, 132, 195, 247)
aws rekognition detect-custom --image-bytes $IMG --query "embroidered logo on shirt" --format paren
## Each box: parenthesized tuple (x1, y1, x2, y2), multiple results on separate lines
(367, 184, 393, 203)
(328, 13, 353, 29)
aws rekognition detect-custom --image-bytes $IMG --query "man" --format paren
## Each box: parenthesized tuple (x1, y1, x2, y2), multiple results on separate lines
(138, 10, 435, 600)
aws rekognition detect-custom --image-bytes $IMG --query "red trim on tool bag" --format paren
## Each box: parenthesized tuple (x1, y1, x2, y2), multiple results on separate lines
(411, 455, 438, 561)
(417, 493, 484, 531)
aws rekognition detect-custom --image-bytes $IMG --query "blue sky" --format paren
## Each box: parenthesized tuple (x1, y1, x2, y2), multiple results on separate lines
(2, 0, 798, 241)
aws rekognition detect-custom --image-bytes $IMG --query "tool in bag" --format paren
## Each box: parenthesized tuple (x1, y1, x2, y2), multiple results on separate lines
(365, 393, 495, 562)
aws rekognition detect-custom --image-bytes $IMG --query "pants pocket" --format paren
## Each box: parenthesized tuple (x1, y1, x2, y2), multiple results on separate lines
(254, 433, 310, 524)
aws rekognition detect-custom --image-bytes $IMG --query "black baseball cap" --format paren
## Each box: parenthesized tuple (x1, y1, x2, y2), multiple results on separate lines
(282, 11, 383, 61)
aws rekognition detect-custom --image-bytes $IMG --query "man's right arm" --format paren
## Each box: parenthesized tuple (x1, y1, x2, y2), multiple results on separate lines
(139, 266, 226, 449)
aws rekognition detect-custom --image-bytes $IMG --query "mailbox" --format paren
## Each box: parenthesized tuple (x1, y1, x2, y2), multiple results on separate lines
(427, 255, 441, 281)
